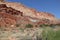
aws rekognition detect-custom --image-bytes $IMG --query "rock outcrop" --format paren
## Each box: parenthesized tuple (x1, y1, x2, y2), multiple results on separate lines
(0, 2, 59, 27)
(0, 2, 56, 20)
(0, 4, 23, 27)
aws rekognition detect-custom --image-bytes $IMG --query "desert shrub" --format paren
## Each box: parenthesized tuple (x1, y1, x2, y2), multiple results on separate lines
(42, 27, 56, 40)
(39, 24, 49, 27)
(53, 30, 60, 40)
(16, 24, 20, 27)
(36, 35, 42, 40)
(49, 24, 56, 28)
(25, 24, 33, 28)
(55, 24, 60, 26)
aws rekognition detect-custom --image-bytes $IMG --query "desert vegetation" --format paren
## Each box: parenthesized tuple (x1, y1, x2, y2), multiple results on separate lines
(25, 24, 33, 28)
(0, 25, 60, 40)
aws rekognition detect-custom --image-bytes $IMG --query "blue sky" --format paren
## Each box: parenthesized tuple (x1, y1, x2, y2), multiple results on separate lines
(6, 0, 60, 18)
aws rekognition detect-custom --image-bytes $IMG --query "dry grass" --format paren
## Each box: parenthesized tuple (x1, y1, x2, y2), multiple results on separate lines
(0, 27, 43, 40)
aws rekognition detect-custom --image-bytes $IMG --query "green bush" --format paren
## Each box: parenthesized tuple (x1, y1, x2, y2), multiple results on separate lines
(25, 24, 33, 28)
(42, 27, 56, 40)
(49, 24, 56, 28)
(54, 30, 60, 40)
(39, 24, 49, 27)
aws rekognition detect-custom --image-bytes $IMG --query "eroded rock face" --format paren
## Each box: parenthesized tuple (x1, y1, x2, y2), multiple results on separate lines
(0, 4, 23, 27)
(1, 2, 57, 20)
(0, 4, 23, 15)
(0, 2, 59, 28)
(0, 4, 7, 8)
(0, 2, 57, 20)
(0, 1, 60, 40)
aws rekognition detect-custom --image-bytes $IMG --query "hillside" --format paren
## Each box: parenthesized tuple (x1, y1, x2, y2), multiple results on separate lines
(0, 1, 60, 40)
(0, 2, 56, 20)
(0, 2, 59, 28)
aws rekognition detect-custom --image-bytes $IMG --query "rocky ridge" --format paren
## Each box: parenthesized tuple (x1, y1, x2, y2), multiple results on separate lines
(0, 1, 59, 28)
(0, 1, 60, 40)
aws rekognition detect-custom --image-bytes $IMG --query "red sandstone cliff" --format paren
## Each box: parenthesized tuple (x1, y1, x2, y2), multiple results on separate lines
(0, 1, 59, 27)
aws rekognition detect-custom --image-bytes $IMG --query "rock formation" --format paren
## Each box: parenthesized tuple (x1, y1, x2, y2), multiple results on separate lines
(0, 4, 23, 27)
(0, 1, 59, 27)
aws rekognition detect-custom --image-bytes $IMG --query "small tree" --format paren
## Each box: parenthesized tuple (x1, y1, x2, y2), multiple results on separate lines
(25, 24, 33, 28)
